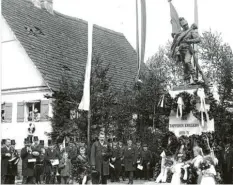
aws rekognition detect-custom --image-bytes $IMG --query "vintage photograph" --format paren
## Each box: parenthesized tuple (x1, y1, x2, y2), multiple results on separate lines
(1, 0, 233, 184)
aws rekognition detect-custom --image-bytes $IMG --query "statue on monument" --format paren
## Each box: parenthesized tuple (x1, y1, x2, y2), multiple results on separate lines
(171, 17, 207, 85)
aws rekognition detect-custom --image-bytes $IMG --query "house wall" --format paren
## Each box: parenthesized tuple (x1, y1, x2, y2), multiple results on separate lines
(1, 90, 53, 149)
(1, 17, 47, 90)
(1, 17, 53, 149)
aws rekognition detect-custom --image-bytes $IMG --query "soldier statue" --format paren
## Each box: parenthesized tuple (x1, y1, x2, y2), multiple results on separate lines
(171, 17, 206, 85)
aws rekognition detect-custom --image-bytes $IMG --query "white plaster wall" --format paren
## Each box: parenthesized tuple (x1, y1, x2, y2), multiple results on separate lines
(1, 91, 53, 149)
(1, 17, 46, 90)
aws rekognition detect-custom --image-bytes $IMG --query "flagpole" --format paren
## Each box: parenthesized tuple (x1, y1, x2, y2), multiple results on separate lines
(136, 0, 140, 80)
(194, 0, 199, 79)
(87, 109, 91, 158)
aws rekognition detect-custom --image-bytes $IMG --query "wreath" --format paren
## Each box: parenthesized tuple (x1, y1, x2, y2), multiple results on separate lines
(192, 90, 218, 122)
(172, 92, 196, 120)
(28, 123, 35, 135)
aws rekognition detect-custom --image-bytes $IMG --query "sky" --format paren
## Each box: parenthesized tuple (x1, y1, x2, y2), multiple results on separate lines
(53, 0, 233, 61)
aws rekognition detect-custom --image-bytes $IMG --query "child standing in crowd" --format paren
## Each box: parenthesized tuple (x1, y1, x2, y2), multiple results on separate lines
(59, 152, 72, 184)
(200, 156, 216, 185)
(73, 147, 91, 184)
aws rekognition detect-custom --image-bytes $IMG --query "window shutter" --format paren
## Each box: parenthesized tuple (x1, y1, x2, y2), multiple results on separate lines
(4, 103, 13, 123)
(40, 100, 49, 121)
(17, 102, 25, 122)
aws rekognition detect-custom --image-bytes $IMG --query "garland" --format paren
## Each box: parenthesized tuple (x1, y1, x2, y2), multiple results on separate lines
(159, 90, 218, 123)
(28, 123, 35, 135)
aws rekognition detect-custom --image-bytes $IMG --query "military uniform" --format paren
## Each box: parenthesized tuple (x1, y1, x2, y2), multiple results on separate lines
(171, 18, 201, 83)
(118, 142, 126, 181)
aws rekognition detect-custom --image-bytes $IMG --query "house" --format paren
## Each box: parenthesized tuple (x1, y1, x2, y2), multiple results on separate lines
(1, 0, 138, 149)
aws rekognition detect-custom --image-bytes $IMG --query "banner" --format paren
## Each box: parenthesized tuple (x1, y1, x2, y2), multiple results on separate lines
(169, 111, 214, 137)
(168, 0, 181, 35)
(136, 0, 147, 80)
(78, 22, 93, 111)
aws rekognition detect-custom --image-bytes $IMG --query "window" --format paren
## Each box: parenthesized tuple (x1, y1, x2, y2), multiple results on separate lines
(26, 101, 41, 122)
(1, 103, 5, 122)
(17, 100, 49, 123)
(1, 103, 12, 123)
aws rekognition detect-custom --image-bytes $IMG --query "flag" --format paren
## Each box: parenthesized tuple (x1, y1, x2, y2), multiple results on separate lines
(194, 0, 199, 26)
(168, 0, 181, 35)
(136, 0, 147, 80)
(78, 22, 93, 111)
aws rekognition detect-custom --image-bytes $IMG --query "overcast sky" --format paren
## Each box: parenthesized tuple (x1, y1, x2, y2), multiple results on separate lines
(53, 0, 233, 61)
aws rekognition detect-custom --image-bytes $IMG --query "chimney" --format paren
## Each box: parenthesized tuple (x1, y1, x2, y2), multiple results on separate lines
(32, 0, 53, 14)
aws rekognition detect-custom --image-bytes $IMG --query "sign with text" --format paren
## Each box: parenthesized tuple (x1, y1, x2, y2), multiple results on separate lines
(169, 111, 214, 137)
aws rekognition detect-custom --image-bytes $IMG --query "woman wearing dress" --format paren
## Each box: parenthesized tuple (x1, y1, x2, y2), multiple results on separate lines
(200, 156, 216, 185)
(171, 154, 186, 185)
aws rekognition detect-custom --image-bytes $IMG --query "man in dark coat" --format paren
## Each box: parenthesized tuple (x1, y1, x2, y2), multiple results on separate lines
(141, 144, 152, 180)
(221, 137, 233, 184)
(91, 131, 112, 184)
(118, 140, 126, 181)
(44, 140, 60, 184)
(1, 139, 12, 184)
(135, 139, 143, 179)
(7, 140, 20, 184)
(21, 138, 36, 184)
(110, 138, 121, 182)
(123, 138, 137, 184)
(32, 136, 43, 184)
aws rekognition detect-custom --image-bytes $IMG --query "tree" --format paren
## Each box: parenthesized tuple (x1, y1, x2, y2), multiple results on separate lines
(47, 56, 121, 143)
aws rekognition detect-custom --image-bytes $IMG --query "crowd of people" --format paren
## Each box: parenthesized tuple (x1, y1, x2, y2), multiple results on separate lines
(1, 132, 155, 184)
(1, 131, 233, 184)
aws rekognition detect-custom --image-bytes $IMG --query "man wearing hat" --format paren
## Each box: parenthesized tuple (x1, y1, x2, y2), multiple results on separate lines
(110, 137, 121, 182)
(123, 138, 137, 184)
(141, 144, 152, 180)
(1, 138, 12, 184)
(7, 140, 20, 184)
(1, 139, 6, 148)
(135, 138, 143, 180)
(21, 137, 36, 184)
(118, 140, 126, 181)
(44, 139, 60, 184)
(32, 136, 44, 184)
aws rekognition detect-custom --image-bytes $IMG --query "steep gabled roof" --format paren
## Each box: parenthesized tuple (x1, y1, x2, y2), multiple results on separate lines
(2, 0, 138, 91)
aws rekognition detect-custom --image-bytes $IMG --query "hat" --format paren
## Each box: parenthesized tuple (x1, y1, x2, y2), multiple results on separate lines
(142, 144, 148, 147)
(1, 139, 6, 145)
(24, 138, 29, 144)
(80, 146, 86, 152)
(39, 140, 44, 145)
(179, 17, 188, 27)
(113, 137, 117, 143)
(48, 140, 52, 146)
(136, 138, 141, 143)
(27, 136, 33, 144)
(34, 136, 39, 141)
(11, 140, 16, 145)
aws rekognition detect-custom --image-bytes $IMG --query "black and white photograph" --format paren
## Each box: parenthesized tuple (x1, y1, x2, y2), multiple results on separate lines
(1, 0, 233, 184)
